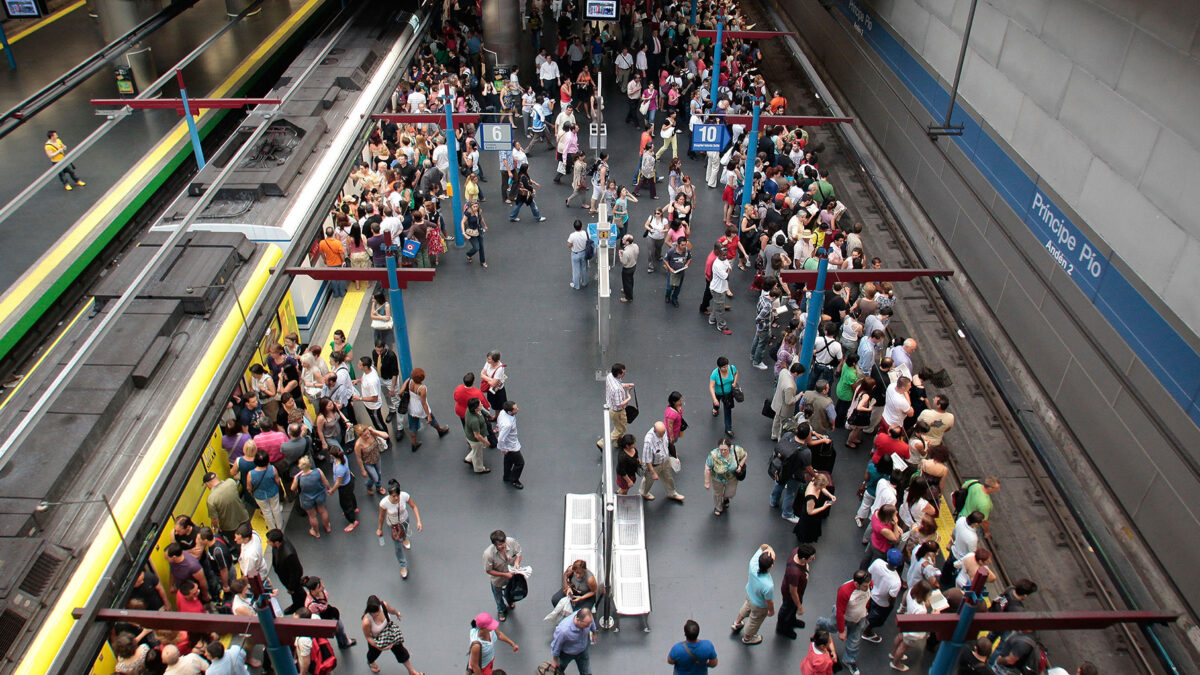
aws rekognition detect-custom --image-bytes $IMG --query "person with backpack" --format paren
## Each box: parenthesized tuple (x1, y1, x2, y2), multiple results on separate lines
(303, 576, 356, 649)
(295, 608, 340, 674)
(991, 629, 1042, 675)
(770, 427, 812, 524)
(956, 476, 1001, 536)
(467, 611, 519, 675)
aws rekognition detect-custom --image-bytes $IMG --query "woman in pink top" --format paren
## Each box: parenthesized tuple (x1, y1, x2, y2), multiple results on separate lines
(663, 391, 685, 452)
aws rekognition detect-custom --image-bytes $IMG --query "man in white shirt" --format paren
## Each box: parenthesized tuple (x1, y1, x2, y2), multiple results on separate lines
(497, 401, 525, 488)
(162, 644, 208, 675)
(708, 248, 733, 335)
(354, 356, 388, 439)
(539, 56, 560, 97)
(881, 377, 914, 431)
(635, 44, 648, 75)
(639, 422, 683, 501)
(614, 47, 634, 87)
(234, 523, 269, 585)
(601, 363, 634, 447)
(432, 139, 449, 175)
(862, 549, 903, 641)
(406, 87, 426, 113)
(567, 221, 590, 290)
(205, 641, 250, 675)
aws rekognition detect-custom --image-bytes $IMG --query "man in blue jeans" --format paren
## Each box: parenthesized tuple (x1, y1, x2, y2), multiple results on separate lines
(816, 569, 871, 675)
(567, 220, 590, 290)
(483, 530, 523, 621)
(770, 429, 811, 524)
(550, 608, 597, 674)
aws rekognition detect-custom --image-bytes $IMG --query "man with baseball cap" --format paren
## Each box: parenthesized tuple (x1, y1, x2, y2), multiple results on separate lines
(204, 471, 248, 545)
(862, 547, 904, 643)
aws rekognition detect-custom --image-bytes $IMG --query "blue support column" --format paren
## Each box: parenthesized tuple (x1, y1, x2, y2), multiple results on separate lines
(930, 572, 989, 675)
(255, 596, 299, 675)
(385, 247, 413, 382)
(739, 101, 761, 219)
(176, 71, 206, 169)
(443, 94, 465, 247)
(0, 24, 16, 70)
(709, 20, 723, 106)
(797, 248, 828, 372)
(690, 0, 697, 27)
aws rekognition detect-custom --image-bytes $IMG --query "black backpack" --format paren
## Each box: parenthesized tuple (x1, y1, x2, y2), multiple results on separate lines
(951, 479, 980, 516)
(506, 573, 528, 602)
(768, 446, 786, 482)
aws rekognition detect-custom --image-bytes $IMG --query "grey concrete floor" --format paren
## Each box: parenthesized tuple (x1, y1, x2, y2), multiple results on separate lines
(0, 0, 304, 291)
(282, 98, 923, 674)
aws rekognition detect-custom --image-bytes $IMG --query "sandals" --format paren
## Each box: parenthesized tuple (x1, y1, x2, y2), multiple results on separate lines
(713, 509, 723, 516)
(309, 529, 321, 539)
(369, 663, 381, 673)
(712, 407, 720, 417)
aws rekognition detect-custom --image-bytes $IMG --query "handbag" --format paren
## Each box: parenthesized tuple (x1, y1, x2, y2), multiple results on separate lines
(761, 398, 775, 419)
(401, 238, 421, 258)
(732, 385, 745, 403)
(733, 445, 748, 481)
(624, 390, 639, 424)
(668, 456, 681, 473)
(660, 126, 672, 139)
(394, 379, 410, 415)
(343, 423, 356, 445)
(375, 618, 404, 648)
(390, 520, 409, 541)
(465, 225, 480, 237)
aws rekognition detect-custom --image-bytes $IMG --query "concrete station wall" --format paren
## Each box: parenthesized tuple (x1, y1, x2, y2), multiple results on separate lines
(779, 0, 1200, 615)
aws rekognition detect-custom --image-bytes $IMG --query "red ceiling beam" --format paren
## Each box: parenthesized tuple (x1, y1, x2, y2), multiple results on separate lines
(278, 266, 436, 290)
(716, 115, 855, 126)
(896, 610, 1177, 640)
(74, 608, 339, 642)
(92, 99, 281, 113)
(696, 30, 795, 40)
(371, 113, 481, 126)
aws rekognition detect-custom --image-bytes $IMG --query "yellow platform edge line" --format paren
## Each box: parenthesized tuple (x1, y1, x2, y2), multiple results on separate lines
(14, 248, 282, 675)
(321, 288, 367, 349)
(0, 0, 85, 49)
(0, 0, 326, 324)
(0, 298, 92, 414)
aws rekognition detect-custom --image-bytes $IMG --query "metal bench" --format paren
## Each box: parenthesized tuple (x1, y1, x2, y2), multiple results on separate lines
(609, 494, 651, 631)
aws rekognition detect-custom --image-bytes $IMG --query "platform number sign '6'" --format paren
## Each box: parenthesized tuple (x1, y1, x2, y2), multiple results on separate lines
(480, 123, 514, 152)
(690, 124, 730, 153)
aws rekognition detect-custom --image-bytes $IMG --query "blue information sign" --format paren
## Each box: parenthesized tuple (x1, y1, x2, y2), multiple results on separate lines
(479, 123, 514, 151)
(587, 223, 618, 247)
(690, 124, 730, 153)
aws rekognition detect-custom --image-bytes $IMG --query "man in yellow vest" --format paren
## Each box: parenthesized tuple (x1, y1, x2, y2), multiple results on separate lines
(44, 130, 85, 191)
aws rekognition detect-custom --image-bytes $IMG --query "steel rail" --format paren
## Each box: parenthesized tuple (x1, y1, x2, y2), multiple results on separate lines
(0, 0, 267, 227)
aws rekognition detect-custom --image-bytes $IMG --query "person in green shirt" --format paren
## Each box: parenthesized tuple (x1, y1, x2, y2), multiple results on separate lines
(464, 397, 491, 474)
(835, 353, 860, 427)
(961, 476, 1001, 536)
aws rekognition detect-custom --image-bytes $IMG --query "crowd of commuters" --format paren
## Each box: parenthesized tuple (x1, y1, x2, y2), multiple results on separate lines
(106, 0, 1103, 673)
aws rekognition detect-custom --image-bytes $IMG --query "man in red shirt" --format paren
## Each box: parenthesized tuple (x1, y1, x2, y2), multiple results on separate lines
(870, 426, 910, 464)
(816, 570, 870, 675)
(453, 372, 492, 426)
(175, 579, 206, 613)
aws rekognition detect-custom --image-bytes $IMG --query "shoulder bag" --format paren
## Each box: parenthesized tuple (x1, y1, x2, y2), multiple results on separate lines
(624, 389, 639, 424)
(733, 446, 748, 481)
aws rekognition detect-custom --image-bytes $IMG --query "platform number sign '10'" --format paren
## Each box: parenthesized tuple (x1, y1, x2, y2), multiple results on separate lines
(690, 124, 730, 153)
(480, 123, 514, 151)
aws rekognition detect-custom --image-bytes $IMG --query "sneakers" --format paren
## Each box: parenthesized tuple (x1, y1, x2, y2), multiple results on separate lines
(537, 216, 547, 222)
(510, 217, 520, 222)
(752, 361, 768, 370)
(64, 184, 73, 191)
(708, 318, 716, 325)
(719, 328, 732, 335)
(861, 632, 883, 644)
(741, 635, 763, 645)
(889, 663, 910, 672)
(783, 515, 799, 524)
(76, 181, 85, 186)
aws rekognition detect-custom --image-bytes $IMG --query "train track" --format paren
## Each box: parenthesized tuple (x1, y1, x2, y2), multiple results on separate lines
(741, 0, 1160, 671)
